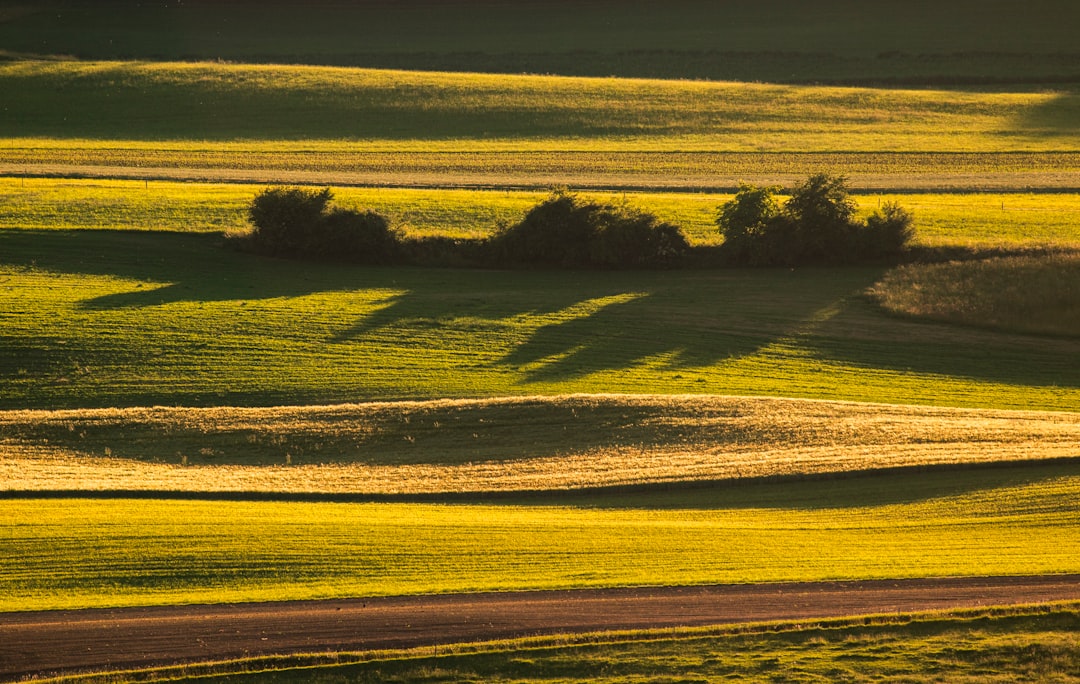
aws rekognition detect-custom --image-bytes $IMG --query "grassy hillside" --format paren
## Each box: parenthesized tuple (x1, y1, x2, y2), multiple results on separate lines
(1, 61, 1076, 147)
(3, 461, 1078, 612)
(3, 61, 1076, 190)
(2, 1, 1079, 83)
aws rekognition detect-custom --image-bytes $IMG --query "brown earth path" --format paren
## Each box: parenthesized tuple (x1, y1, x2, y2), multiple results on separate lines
(3, 575, 1080, 681)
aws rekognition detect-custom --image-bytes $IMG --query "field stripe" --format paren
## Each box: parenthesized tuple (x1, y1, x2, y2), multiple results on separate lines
(3, 575, 1079, 680)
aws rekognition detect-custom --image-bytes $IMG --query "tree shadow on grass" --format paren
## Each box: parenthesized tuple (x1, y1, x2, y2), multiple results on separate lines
(331, 266, 884, 383)
(4, 229, 1075, 406)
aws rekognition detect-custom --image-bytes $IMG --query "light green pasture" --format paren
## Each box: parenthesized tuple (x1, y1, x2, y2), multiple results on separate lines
(3, 463, 1078, 612)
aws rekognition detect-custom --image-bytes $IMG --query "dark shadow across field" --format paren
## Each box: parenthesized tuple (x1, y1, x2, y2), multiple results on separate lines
(1015, 89, 1080, 138)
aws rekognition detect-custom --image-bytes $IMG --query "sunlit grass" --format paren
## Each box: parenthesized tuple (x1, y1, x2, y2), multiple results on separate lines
(2, 61, 1075, 150)
(871, 252, 1080, 337)
(1, 229, 1078, 411)
(3, 461, 1078, 612)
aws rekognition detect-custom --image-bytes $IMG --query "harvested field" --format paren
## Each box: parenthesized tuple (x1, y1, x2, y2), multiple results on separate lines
(2, 395, 1080, 494)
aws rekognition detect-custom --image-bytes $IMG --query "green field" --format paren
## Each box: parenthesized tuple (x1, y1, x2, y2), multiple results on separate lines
(2, 61, 1079, 192)
(2, 228, 1079, 411)
(2, 61, 1077, 147)
(4, 461, 1078, 612)
(5, 178, 1080, 246)
(3, 2, 1080, 679)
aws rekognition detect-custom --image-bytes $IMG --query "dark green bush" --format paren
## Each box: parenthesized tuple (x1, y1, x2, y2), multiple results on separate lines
(863, 201, 915, 258)
(315, 207, 399, 263)
(245, 186, 398, 263)
(489, 191, 689, 268)
(715, 183, 782, 264)
(247, 186, 332, 257)
(716, 174, 914, 266)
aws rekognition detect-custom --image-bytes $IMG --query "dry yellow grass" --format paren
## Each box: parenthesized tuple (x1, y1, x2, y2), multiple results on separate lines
(3, 394, 1077, 495)
(871, 251, 1080, 337)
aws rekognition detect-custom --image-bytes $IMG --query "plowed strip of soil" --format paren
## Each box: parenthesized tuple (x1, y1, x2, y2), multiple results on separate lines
(3, 575, 1079, 681)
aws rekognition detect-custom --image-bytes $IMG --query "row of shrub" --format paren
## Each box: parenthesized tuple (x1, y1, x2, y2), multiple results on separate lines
(238, 186, 691, 268)
(236, 174, 914, 269)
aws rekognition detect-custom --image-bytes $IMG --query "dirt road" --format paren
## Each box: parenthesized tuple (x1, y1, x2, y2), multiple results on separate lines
(4, 575, 1080, 681)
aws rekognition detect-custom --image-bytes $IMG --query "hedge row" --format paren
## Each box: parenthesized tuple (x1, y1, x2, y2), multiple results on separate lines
(236, 176, 914, 269)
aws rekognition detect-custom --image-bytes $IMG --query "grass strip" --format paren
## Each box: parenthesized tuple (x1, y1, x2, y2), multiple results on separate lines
(7, 149, 1080, 193)
(5, 178, 1080, 247)
(156, 606, 1080, 684)
(0, 61, 1078, 150)
(2, 462, 1078, 612)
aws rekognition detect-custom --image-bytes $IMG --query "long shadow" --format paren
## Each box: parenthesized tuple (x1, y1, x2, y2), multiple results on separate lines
(332, 267, 883, 383)
(0, 229, 411, 308)
(7, 229, 1074, 405)
(1014, 89, 1080, 138)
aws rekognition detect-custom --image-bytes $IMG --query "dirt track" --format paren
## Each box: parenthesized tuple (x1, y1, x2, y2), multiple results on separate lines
(4, 575, 1080, 681)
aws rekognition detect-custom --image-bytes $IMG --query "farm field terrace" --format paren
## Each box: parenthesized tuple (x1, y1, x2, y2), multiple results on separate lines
(2, 228, 1079, 411)
(5, 178, 1080, 247)
(1, 61, 1079, 191)
(4, 395, 1080, 494)
(153, 608, 1080, 684)
(2, 460, 1079, 613)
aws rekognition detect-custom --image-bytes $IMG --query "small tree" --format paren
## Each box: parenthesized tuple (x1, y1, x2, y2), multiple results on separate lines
(863, 201, 915, 258)
(782, 173, 859, 263)
(716, 174, 914, 265)
(716, 183, 781, 264)
(247, 186, 332, 257)
(244, 186, 398, 263)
